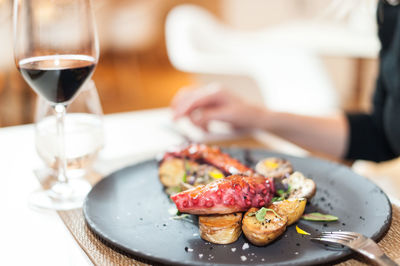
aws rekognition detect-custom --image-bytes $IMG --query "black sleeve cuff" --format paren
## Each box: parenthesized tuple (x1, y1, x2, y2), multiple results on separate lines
(345, 113, 395, 162)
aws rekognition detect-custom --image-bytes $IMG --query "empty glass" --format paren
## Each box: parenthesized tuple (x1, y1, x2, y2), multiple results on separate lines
(35, 80, 104, 179)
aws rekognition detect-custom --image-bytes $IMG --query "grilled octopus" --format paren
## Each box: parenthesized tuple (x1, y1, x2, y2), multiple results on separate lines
(171, 174, 275, 215)
(162, 144, 254, 176)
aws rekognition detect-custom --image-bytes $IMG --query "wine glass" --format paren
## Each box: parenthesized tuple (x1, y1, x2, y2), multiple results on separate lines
(35, 80, 104, 179)
(13, 0, 99, 210)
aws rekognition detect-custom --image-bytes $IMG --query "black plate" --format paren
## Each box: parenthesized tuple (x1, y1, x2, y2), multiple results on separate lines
(83, 148, 392, 266)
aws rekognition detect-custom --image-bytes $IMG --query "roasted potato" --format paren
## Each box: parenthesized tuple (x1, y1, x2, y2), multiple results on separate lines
(242, 207, 287, 246)
(271, 198, 306, 226)
(255, 157, 293, 179)
(159, 158, 225, 190)
(158, 158, 187, 187)
(285, 171, 316, 199)
(199, 213, 243, 244)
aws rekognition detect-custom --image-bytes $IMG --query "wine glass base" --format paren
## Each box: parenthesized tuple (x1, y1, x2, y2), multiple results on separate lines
(29, 179, 92, 210)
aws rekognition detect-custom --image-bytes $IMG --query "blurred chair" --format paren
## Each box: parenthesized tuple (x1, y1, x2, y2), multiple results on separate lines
(165, 4, 379, 115)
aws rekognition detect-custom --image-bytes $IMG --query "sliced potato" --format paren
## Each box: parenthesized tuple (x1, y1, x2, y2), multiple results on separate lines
(271, 198, 307, 226)
(242, 207, 287, 246)
(256, 157, 293, 179)
(199, 213, 243, 244)
(159, 158, 186, 187)
(285, 171, 316, 200)
(159, 158, 225, 189)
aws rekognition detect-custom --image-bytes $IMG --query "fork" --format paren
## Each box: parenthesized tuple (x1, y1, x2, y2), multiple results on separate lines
(311, 231, 398, 266)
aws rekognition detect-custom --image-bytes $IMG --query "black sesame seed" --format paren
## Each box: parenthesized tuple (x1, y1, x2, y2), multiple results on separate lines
(185, 247, 189, 252)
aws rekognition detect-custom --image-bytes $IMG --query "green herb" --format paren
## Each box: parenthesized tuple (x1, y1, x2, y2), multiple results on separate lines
(302, 212, 339, 222)
(255, 208, 268, 221)
(276, 185, 291, 199)
(176, 210, 182, 216)
(165, 186, 181, 196)
(277, 189, 285, 196)
(182, 172, 187, 183)
(250, 207, 283, 222)
(171, 214, 190, 220)
(182, 160, 192, 183)
(271, 196, 284, 202)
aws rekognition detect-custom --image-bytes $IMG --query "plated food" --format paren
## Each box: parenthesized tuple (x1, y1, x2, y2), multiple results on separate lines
(84, 146, 392, 265)
(159, 144, 317, 246)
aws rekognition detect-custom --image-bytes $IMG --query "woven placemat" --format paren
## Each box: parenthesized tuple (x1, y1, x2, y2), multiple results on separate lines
(58, 205, 399, 266)
(47, 137, 400, 265)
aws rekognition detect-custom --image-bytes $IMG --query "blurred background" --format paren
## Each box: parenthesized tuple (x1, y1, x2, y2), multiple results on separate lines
(0, 0, 378, 127)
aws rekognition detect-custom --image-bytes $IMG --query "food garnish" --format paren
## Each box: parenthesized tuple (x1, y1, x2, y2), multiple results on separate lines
(165, 186, 181, 196)
(171, 214, 190, 220)
(265, 160, 279, 169)
(209, 171, 224, 180)
(302, 212, 339, 222)
(248, 207, 283, 221)
(296, 225, 310, 235)
(271, 185, 291, 202)
(159, 144, 318, 247)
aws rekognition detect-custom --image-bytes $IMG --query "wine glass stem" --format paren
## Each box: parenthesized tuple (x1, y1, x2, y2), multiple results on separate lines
(54, 104, 68, 184)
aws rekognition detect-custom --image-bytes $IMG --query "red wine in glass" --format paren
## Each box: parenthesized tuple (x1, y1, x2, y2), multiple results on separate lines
(18, 55, 96, 104)
(14, 0, 99, 210)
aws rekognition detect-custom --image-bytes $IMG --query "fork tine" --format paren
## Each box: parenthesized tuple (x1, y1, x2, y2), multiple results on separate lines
(323, 231, 360, 237)
(319, 233, 353, 242)
(320, 232, 357, 241)
(311, 237, 348, 246)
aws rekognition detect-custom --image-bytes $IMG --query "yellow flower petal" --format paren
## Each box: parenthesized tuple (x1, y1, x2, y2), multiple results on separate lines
(296, 225, 310, 235)
(265, 161, 279, 169)
(209, 171, 224, 179)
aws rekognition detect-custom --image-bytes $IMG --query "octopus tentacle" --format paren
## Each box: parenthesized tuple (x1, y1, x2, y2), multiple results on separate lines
(163, 144, 254, 175)
(171, 174, 275, 215)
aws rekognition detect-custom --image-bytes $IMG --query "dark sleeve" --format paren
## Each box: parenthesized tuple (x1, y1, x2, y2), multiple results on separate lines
(345, 113, 396, 162)
(344, 1, 399, 162)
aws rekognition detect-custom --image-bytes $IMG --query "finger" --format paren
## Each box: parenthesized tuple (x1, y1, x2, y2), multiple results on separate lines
(171, 86, 194, 110)
(188, 105, 237, 131)
(200, 106, 239, 124)
(173, 84, 224, 119)
(188, 110, 209, 132)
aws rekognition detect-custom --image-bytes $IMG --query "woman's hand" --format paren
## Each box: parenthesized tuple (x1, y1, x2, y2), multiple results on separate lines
(171, 83, 270, 131)
(171, 83, 348, 158)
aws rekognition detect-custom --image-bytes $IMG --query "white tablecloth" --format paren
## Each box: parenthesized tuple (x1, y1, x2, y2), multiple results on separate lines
(0, 108, 184, 266)
(1, 108, 399, 266)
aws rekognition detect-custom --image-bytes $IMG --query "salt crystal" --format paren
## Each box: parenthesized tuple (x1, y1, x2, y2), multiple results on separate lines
(240, 256, 247, 261)
(231, 248, 236, 252)
(242, 243, 250, 250)
(193, 233, 199, 237)
(199, 254, 203, 258)
(168, 207, 177, 215)
(295, 252, 299, 255)
(188, 248, 193, 252)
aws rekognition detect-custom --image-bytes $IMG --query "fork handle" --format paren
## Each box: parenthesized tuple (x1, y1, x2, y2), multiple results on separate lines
(375, 254, 399, 266)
